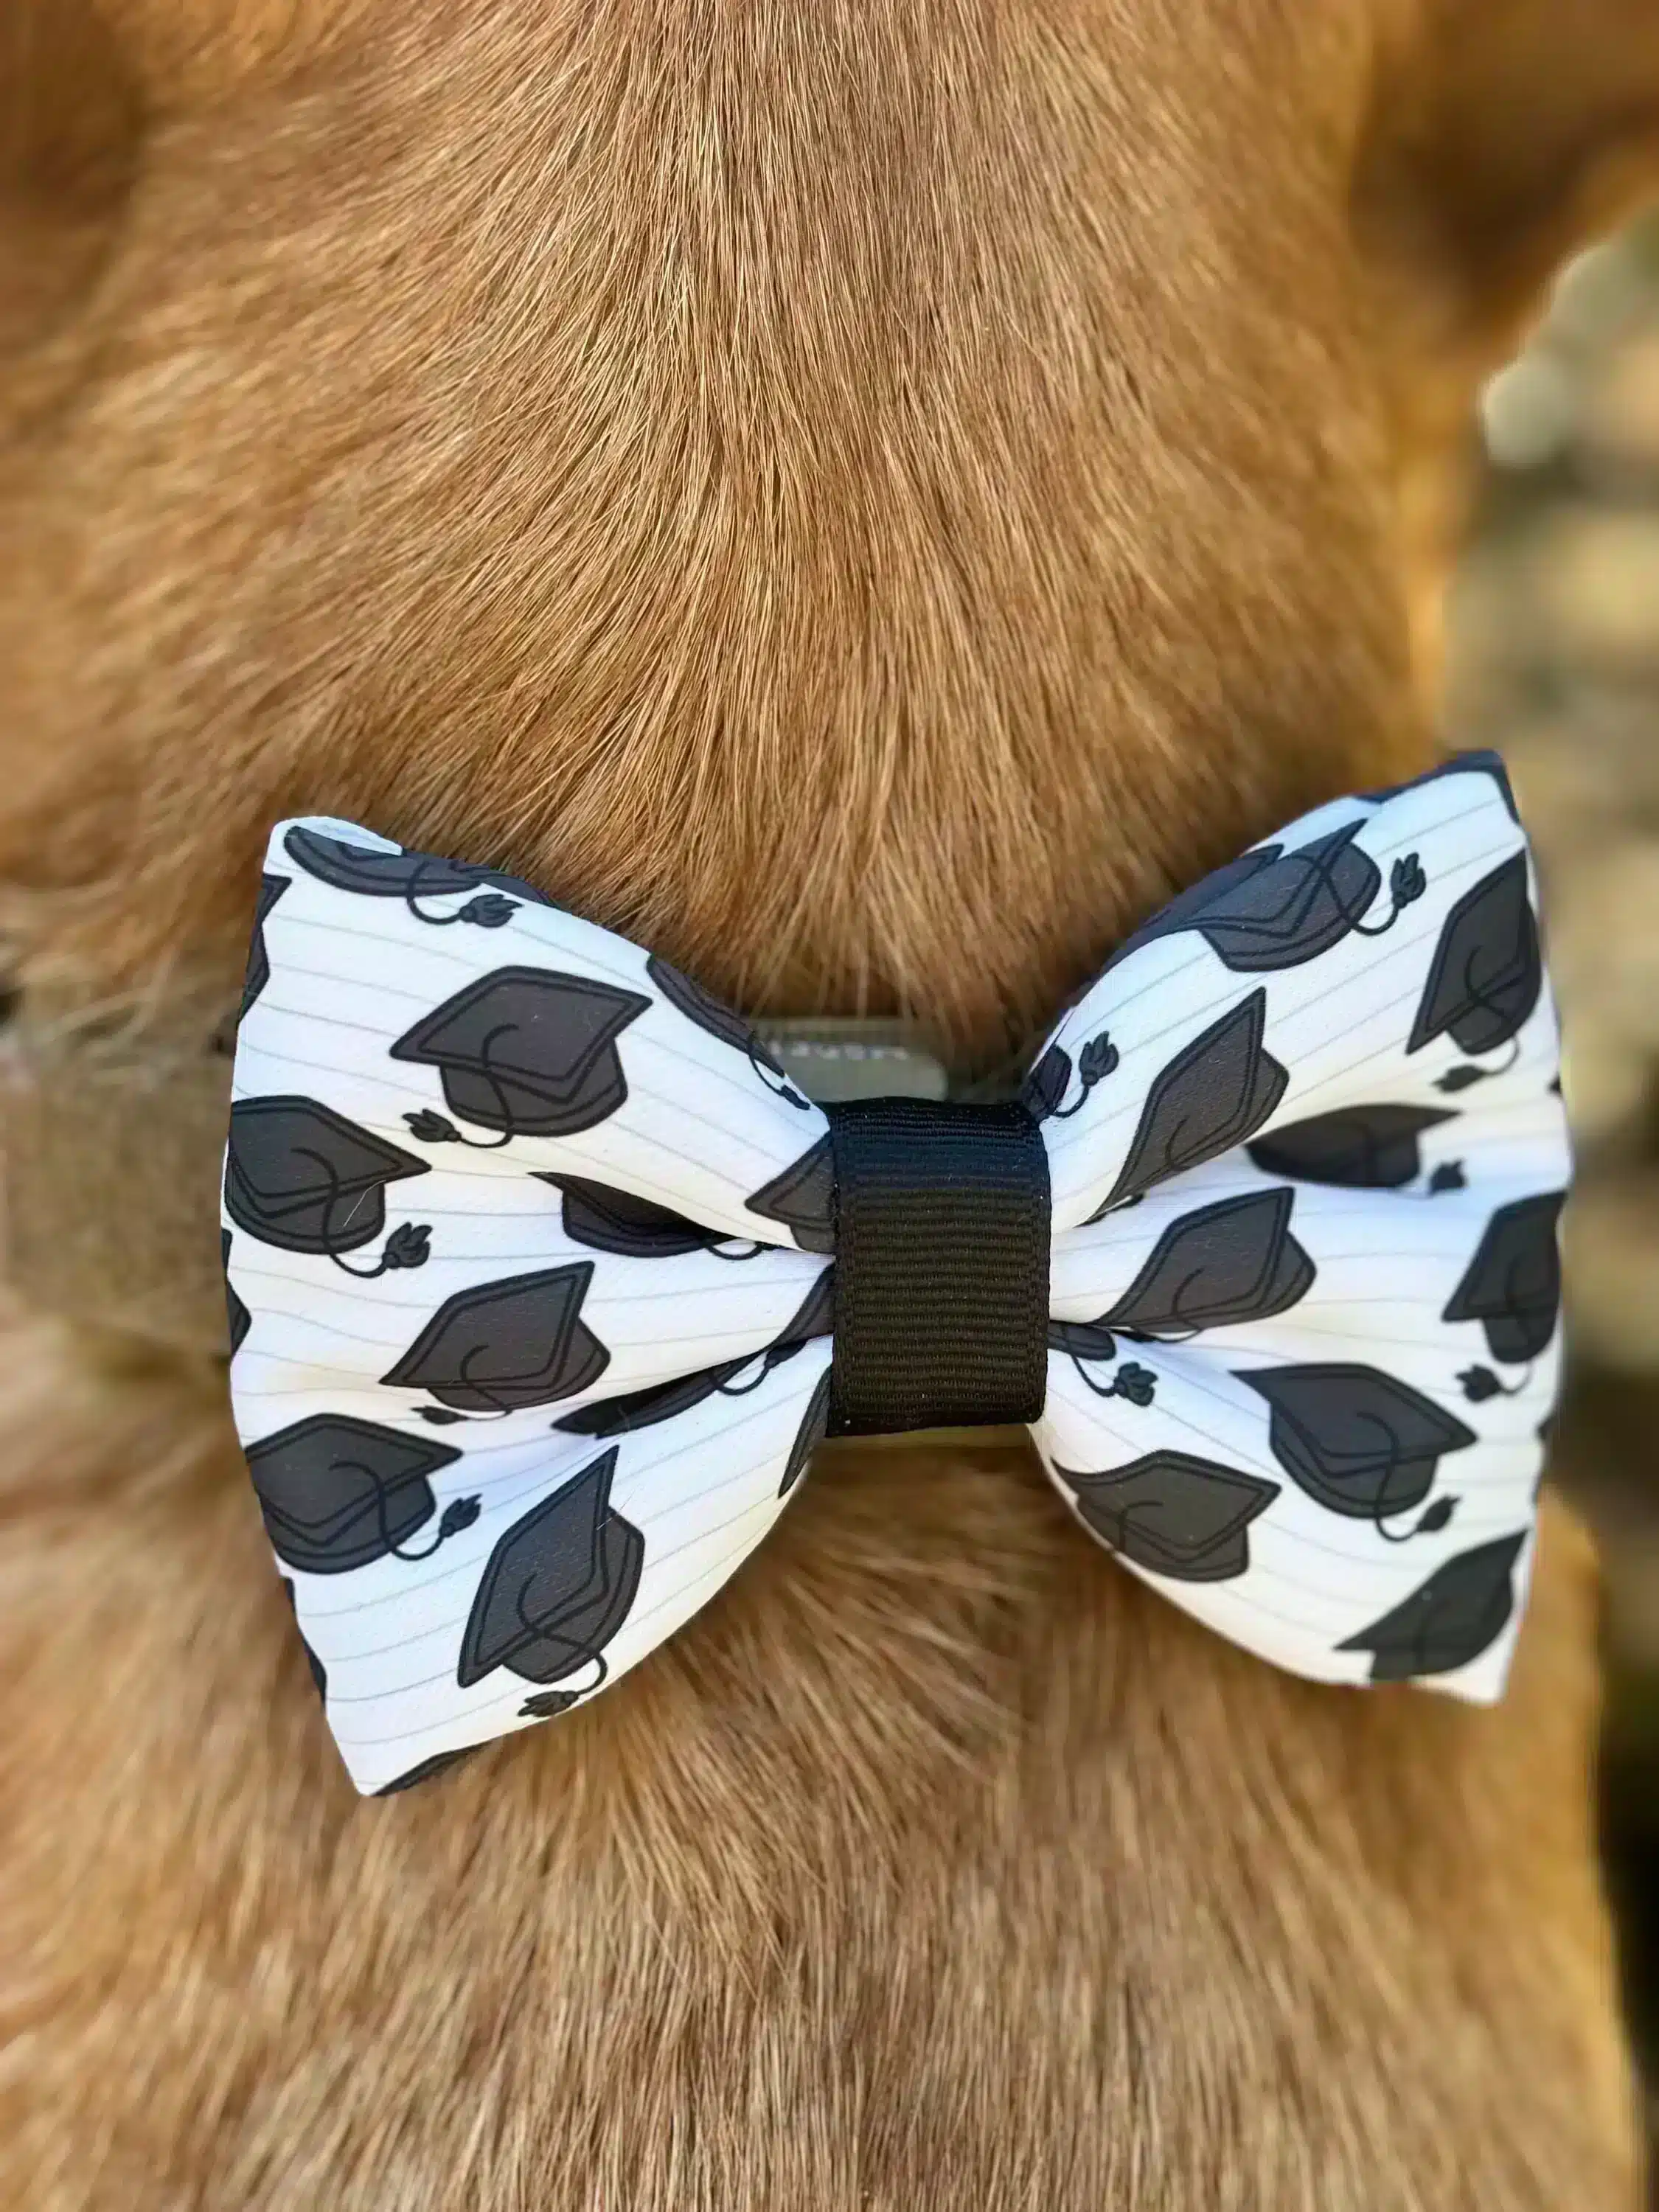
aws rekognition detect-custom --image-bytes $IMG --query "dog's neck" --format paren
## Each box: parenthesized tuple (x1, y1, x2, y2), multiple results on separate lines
(1, 4, 1439, 1064)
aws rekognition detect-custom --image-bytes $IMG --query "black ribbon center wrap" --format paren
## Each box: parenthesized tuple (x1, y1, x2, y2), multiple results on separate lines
(825, 1097, 1051, 1435)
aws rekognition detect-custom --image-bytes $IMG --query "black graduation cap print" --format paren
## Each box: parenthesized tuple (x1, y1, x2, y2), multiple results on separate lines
(1088, 990, 1289, 1218)
(390, 967, 652, 1138)
(222, 1228, 251, 1356)
(1103, 822, 1406, 978)
(1051, 1450, 1281, 1582)
(746, 1134, 835, 1253)
(1406, 852, 1541, 1059)
(225, 1096, 430, 1256)
(1101, 848, 1285, 975)
(1361, 749, 1519, 825)
(238, 872, 288, 1018)
(244, 1414, 461, 1574)
(644, 953, 795, 1083)
(779, 1367, 832, 1496)
(381, 1263, 611, 1413)
(532, 1172, 726, 1259)
(1170, 821, 1386, 973)
(283, 825, 552, 907)
(647, 955, 811, 1108)
(1442, 1192, 1565, 1364)
(776, 1265, 835, 1347)
(373, 1749, 479, 1795)
(555, 1270, 831, 1439)
(1241, 1364, 1475, 1521)
(554, 1365, 742, 1438)
(517, 1687, 585, 1719)
(1248, 1104, 1457, 1189)
(456, 1447, 644, 1688)
(1098, 1188, 1315, 1338)
(280, 1579, 327, 1702)
(1337, 1531, 1527, 1681)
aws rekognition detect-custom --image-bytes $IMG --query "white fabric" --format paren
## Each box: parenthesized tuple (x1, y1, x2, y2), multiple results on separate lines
(223, 757, 1568, 1793)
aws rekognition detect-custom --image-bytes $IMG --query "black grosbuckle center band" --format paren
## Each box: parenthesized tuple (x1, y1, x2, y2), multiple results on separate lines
(825, 1096, 1051, 1436)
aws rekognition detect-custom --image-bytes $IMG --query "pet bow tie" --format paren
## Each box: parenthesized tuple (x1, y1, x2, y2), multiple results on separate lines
(223, 751, 1568, 1795)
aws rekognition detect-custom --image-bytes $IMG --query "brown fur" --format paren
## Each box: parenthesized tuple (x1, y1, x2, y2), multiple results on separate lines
(2, 3, 1658, 2204)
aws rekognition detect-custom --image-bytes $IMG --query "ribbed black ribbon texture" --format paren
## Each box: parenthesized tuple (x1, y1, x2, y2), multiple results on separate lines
(825, 1097, 1051, 1435)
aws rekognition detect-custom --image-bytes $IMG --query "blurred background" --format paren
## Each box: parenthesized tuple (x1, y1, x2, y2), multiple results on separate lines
(1450, 209, 1659, 2174)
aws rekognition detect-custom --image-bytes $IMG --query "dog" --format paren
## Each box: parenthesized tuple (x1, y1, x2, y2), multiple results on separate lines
(4, 3, 1658, 2203)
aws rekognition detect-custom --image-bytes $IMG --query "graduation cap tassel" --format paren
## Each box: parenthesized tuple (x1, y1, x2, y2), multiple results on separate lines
(518, 1652, 607, 1719)
(1436, 1037, 1521, 1094)
(1107, 1361, 1156, 1407)
(1373, 1492, 1458, 1543)
(402, 1026, 532, 1149)
(1366, 1158, 1469, 1200)
(1064, 1340, 1158, 1408)
(1421, 1161, 1467, 1196)
(293, 1146, 432, 1278)
(398, 859, 519, 930)
(1349, 852, 1427, 936)
(1429, 953, 1528, 1094)
(341, 1460, 482, 1563)
(1047, 1032, 1120, 1119)
(1458, 1362, 1532, 1404)
(403, 1108, 512, 1150)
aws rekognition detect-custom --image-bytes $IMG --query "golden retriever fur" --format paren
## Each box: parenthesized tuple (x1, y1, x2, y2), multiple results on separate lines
(4, 3, 1658, 2204)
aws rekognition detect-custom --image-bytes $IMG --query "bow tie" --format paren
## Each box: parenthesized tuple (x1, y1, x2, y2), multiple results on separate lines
(222, 751, 1568, 1795)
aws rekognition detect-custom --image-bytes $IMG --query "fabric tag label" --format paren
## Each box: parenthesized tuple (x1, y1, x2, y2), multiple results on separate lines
(754, 1018, 950, 1104)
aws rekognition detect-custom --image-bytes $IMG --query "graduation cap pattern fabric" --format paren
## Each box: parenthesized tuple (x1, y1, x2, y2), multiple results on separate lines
(223, 757, 1568, 1793)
